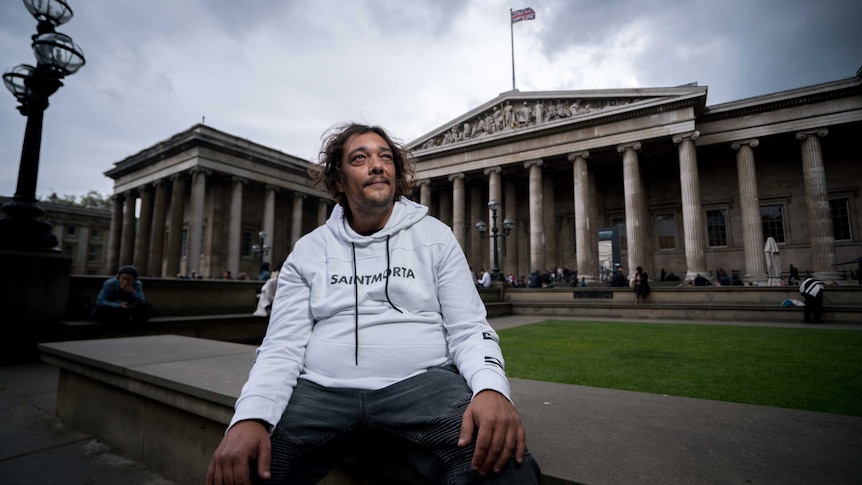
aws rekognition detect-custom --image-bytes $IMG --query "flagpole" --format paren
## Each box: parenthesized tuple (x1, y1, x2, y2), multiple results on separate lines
(510, 9, 516, 90)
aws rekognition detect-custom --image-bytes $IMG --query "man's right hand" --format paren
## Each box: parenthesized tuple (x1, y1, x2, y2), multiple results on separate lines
(206, 420, 272, 485)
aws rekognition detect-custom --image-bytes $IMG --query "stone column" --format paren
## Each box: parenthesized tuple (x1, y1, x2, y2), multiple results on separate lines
(589, 170, 599, 278)
(186, 168, 208, 276)
(618, 142, 648, 278)
(165, 173, 187, 277)
(418, 180, 432, 208)
(75, 225, 90, 274)
(227, 177, 245, 278)
(569, 150, 594, 281)
(470, 184, 482, 270)
(105, 193, 123, 274)
(119, 191, 136, 267)
(317, 198, 330, 226)
(525, 159, 545, 273)
(450, 173, 466, 248)
(438, 190, 452, 227)
(484, 167, 502, 272)
(504, 177, 518, 278)
(133, 185, 153, 274)
(263, 185, 277, 262)
(147, 180, 169, 277)
(796, 129, 838, 280)
(673, 131, 707, 281)
(291, 192, 306, 251)
(543, 175, 557, 272)
(732, 139, 767, 285)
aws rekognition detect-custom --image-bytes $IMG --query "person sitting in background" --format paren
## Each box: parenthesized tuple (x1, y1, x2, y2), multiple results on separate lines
(693, 274, 712, 286)
(90, 265, 152, 325)
(257, 261, 272, 281)
(476, 268, 492, 288)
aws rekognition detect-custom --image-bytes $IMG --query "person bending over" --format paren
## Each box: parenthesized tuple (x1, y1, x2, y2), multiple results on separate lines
(207, 123, 541, 484)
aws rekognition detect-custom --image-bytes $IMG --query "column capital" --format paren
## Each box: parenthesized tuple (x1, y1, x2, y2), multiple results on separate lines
(567, 150, 590, 161)
(136, 185, 151, 195)
(189, 166, 212, 177)
(523, 159, 543, 169)
(672, 130, 700, 144)
(169, 172, 186, 183)
(795, 128, 828, 141)
(293, 192, 307, 200)
(416, 179, 431, 187)
(616, 142, 641, 153)
(231, 175, 248, 185)
(448, 172, 465, 182)
(264, 184, 279, 193)
(731, 139, 759, 150)
(484, 166, 503, 175)
(151, 179, 164, 189)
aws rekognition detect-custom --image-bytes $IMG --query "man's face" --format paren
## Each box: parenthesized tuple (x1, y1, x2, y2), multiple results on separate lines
(336, 132, 397, 215)
(118, 273, 135, 291)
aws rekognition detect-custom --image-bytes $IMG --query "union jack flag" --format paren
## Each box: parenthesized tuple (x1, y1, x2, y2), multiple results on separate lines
(511, 7, 536, 23)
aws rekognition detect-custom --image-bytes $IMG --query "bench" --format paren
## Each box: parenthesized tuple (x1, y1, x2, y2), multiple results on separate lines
(52, 314, 268, 344)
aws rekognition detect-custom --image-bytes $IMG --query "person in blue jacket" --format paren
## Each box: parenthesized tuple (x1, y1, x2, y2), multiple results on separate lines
(90, 265, 152, 325)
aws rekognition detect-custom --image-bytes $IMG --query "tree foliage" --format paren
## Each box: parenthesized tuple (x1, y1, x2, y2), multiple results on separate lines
(41, 190, 113, 210)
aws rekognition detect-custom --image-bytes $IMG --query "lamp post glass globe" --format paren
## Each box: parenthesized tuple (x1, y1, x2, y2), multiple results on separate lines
(24, 0, 74, 27)
(32, 32, 85, 76)
(3, 65, 36, 101)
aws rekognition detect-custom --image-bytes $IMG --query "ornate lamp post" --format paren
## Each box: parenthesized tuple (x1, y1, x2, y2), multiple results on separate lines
(475, 200, 515, 282)
(251, 231, 271, 266)
(1, 0, 85, 250)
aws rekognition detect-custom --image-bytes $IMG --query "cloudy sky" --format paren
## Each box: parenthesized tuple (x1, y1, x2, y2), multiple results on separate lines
(1, 0, 860, 200)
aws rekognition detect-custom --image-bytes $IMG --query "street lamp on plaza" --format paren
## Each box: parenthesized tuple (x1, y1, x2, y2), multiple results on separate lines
(1, 0, 86, 250)
(475, 200, 515, 282)
(251, 231, 271, 266)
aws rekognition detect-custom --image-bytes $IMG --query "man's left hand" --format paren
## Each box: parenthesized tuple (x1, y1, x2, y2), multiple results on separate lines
(458, 389, 526, 476)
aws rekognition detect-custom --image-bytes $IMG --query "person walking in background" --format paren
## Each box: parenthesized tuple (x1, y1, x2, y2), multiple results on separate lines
(789, 264, 800, 285)
(253, 266, 280, 318)
(799, 276, 825, 324)
(634, 266, 650, 304)
(90, 265, 152, 325)
(207, 122, 540, 484)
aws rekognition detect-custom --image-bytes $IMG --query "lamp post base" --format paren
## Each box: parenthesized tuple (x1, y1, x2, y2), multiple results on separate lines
(0, 199, 59, 251)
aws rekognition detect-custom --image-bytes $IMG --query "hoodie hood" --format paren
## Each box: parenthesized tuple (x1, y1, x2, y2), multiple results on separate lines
(326, 196, 428, 243)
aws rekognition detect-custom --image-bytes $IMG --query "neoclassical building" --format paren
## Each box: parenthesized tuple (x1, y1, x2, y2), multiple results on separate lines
(103, 126, 331, 278)
(102, 67, 861, 283)
(410, 67, 862, 284)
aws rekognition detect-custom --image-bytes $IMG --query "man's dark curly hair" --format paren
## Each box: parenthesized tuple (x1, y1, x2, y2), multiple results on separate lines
(309, 123, 415, 208)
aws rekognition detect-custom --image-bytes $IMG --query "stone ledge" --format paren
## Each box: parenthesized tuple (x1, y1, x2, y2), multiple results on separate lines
(38, 335, 580, 485)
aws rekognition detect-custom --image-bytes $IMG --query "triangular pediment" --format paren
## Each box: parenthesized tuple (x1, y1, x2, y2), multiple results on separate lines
(410, 86, 707, 153)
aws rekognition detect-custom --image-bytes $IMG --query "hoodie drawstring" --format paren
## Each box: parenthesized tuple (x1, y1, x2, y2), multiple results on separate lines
(351, 236, 402, 366)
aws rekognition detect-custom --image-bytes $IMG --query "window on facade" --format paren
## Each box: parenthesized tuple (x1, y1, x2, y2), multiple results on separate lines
(242, 229, 253, 257)
(706, 209, 728, 247)
(611, 217, 627, 251)
(88, 245, 100, 262)
(63, 243, 75, 255)
(656, 214, 676, 249)
(92, 229, 98, 238)
(830, 198, 852, 241)
(761, 205, 785, 243)
(66, 225, 76, 236)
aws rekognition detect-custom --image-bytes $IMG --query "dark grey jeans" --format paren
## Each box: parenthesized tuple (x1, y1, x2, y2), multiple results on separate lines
(257, 365, 541, 484)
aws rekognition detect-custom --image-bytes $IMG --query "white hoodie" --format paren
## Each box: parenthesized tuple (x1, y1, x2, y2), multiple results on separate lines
(229, 197, 511, 430)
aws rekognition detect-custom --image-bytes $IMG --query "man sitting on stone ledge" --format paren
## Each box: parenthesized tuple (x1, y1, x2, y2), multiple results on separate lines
(207, 123, 540, 484)
(89, 265, 152, 325)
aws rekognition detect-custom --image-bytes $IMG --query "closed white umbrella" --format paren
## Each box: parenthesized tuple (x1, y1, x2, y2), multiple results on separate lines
(764, 237, 781, 286)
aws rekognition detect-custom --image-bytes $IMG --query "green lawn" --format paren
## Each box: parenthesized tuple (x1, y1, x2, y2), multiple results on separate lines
(498, 320, 862, 416)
